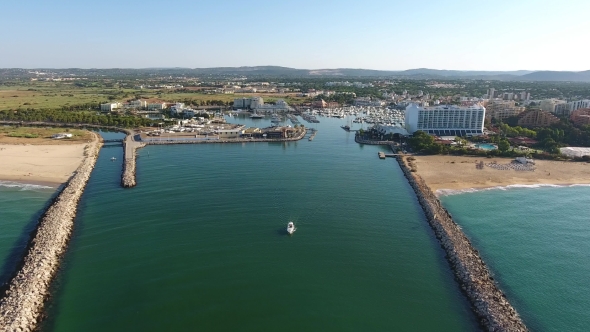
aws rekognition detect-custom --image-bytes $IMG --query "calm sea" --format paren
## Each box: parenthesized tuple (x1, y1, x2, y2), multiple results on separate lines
(37, 119, 477, 331)
(3, 119, 589, 331)
(441, 186, 590, 332)
(0, 181, 55, 288)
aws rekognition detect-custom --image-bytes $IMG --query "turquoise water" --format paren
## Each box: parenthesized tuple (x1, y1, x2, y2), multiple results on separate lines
(476, 143, 497, 150)
(0, 181, 54, 288)
(441, 186, 590, 332)
(41, 118, 477, 331)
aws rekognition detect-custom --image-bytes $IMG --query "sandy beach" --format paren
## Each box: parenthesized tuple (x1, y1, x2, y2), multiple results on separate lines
(0, 144, 89, 186)
(408, 155, 590, 193)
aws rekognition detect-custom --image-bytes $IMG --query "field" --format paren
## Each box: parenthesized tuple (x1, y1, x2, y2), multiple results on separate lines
(0, 82, 310, 111)
(0, 126, 92, 144)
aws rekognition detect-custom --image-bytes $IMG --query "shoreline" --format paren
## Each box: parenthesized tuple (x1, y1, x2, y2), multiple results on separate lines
(0, 133, 102, 331)
(436, 182, 590, 196)
(0, 178, 61, 189)
(0, 143, 88, 186)
(396, 155, 528, 331)
(410, 155, 590, 193)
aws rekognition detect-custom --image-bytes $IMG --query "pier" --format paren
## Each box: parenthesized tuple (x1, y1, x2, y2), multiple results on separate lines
(378, 152, 398, 159)
(395, 155, 528, 332)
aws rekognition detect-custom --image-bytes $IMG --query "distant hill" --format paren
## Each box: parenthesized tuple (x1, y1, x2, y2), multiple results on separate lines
(519, 70, 590, 82)
(4, 66, 590, 82)
(187, 66, 552, 80)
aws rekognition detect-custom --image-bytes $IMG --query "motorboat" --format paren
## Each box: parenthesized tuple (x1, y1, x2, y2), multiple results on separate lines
(287, 221, 296, 235)
(249, 112, 263, 119)
(110, 157, 116, 161)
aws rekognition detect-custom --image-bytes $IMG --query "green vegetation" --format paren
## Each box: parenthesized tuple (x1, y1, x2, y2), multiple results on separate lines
(0, 109, 154, 128)
(0, 126, 91, 141)
(408, 131, 539, 158)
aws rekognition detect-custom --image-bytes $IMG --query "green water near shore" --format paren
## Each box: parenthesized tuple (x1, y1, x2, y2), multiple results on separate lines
(0, 182, 54, 287)
(42, 119, 477, 331)
(441, 187, 590, 331)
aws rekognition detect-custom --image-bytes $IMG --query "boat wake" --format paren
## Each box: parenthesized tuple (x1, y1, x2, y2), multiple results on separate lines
(437, 183, 590, 196)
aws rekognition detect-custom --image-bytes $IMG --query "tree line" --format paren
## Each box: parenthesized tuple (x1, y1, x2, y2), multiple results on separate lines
(0, 109, 154, 128)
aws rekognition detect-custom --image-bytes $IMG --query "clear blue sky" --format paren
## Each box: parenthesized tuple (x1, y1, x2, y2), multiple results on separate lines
(2, 0, 589, 71)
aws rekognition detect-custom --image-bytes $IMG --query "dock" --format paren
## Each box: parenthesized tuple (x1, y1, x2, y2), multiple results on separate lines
(378, 151, 398, 159)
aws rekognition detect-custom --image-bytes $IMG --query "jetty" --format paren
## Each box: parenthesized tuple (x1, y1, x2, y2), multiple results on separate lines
(378, 151, 398, 159)
(121, 132, 145, 188)
(395, 155, 528, 332)
(0, 133, 102, 332)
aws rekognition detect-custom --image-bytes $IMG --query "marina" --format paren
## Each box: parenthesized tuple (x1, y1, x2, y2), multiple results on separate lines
(38, 116, 478, 332)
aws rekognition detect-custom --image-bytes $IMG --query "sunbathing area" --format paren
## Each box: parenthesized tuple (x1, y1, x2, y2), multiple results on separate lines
(484, 161, 536, 171)
(408, 155, 590, 192)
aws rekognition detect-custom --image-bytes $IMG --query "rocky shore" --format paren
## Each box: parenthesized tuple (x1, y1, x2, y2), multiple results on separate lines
(0, 133, 102, 332)
(396, 155, 528, 332)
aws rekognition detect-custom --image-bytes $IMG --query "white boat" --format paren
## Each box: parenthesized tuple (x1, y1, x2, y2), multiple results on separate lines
(287, 221, 296, 235)
(250, 112, 263, 118)
(110, 157, 116, 161)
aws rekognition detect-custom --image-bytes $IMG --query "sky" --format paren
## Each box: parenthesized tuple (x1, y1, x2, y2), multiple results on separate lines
(2, 0, 590, 71)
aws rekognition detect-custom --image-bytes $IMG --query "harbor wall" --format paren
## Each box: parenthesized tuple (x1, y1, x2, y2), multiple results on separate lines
(395, 155, 528, 332)
(121, 131, 145, 188)
(0, 133, 103, 332)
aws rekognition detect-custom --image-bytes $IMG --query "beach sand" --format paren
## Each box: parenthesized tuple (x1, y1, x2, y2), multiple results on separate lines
(0, 144, 89, 186)
(408, 155, 590, 193)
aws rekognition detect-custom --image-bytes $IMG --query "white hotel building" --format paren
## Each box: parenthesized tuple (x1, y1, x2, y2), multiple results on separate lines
(405, 104, 486, 136)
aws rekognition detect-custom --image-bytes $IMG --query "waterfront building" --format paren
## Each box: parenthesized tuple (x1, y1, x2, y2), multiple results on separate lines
(404, 104, 485, 136)
(517, 110, 559, 127)
(372, 124, 409, 136)
(233, 97, 264, 109)
(215, 125, 245, 139)
(255, 99, 290, 112)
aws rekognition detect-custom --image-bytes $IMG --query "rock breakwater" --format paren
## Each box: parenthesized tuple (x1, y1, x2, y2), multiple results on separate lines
(396, 155, 528, 332)
(121, 133, 145, 188)
(0, 133, 102, 332)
